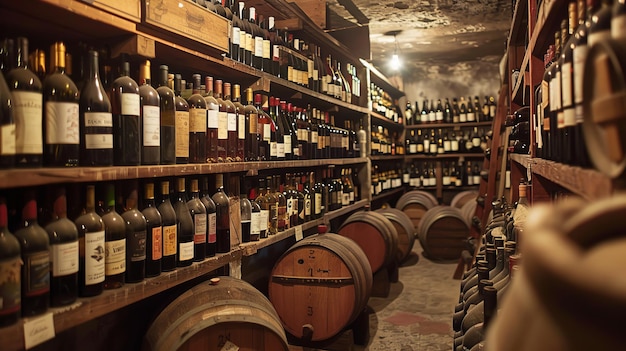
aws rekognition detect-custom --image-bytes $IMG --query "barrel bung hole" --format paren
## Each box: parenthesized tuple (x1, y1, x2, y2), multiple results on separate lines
(298, 259, 305, 264)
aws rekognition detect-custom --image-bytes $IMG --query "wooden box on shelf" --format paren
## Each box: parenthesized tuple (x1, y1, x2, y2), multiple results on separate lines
(90, 0, 141, 22)
(143, 0, 230, 53)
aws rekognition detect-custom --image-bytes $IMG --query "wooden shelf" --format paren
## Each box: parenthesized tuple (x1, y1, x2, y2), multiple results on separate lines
(528, 0, 567, 58)
(510, 154, 614, 201)
(371, 186, 405, 203)
(369, 155, 404, 161)
(370, 112, 404, 129)
(511, 55, 529, 106)
(405, 153, 485, 160)
(507, 0, 528, 49)
(360, 59, 405, 99)
(405, 121, 493, 130)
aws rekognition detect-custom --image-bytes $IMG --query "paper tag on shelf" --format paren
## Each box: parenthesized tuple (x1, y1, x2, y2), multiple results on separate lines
(24, 312, 55, 349)
(221, 340, 240, 351)
(295, 225, 304, 242)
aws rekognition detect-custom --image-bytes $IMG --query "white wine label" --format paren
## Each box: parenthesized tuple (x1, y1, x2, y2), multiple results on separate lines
(208, 213, 217, 244)
(283, 135, 292, 154)
(151, 227, 162, 260)
(472, 137, 481, 148)
(227, 113, 237, 132)
(13, 91, 43, 154)
(273, 45, 280, 61)
(232, 26, 240, 45)
(218, 112, 228, 139)
(561, 62, 573, 108)
(588, 31, 611, 47)
(85, 112, 113, 127)
(270, 141, 277, 157)
(342, 193, 350, 206)
(573, 45, 587, 105)
(128, 230, 145, 262)
(286, 198, 293, 217)
(254, 37, 264, 58)
(25, 251, 49, 296)
(45, 102, 79, 144)
(179, 241, 194, 261)
(467, 112, 475, 122)
(143, 105, 161, 146)
(277, 142, 285, 158)
(612, 16, 626, 39)
(473, 175, 481, 185)
(459, 113, 467, 123)
(260, 209, 269, 232)
(194, 213, 207, 244)
(263, 40, 271, 60)
(0, 124, 16, 155)
(251, 212, 261, 235)
(436, 111, 444, 120)
(162, 224, 177, 256)
(121, 93, 140, 116)
(176, 111, 190, 157)
(249, 113, 258, 135)
(443, 176, 451, 186)
(105, 238, 126, 275)
(240, 31, 247, 52)
(311, 131, 318, 144)
(238, 114, 245, 139)
(189, 108, 207, 133)
(51, 240, 79, 277)
(246, 33, 253, 52)
(314, 193, 322, 215)
(207, 109, 219, 129)
(84, 230, 105, 285)
(263, 123, 271, 142)
(304, 197, 311, 216)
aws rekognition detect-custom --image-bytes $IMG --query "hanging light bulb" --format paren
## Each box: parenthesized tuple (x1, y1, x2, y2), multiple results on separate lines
(389, 34, 402, 70)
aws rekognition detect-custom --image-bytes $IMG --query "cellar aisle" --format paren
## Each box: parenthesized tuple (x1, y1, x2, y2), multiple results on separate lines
(357, 241, 459, 351)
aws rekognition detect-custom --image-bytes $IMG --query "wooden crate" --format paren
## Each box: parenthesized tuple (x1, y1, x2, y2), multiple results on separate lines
(90, 0, 141, 22)
(144, 0, 230, 53)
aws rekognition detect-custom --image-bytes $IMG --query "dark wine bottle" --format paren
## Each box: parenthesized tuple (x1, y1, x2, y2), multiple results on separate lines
(0, 69, 15, 168)
(173, 74, 189, 164)
(222, 82, 238, 162)
(14, 190, 50, 316)
(99, 183, 126, 289)
(187, 178, 207, 262)
(187, 74, 207, 163)
(243, 87, 259, 161)
(138, 60, 160, 165)
(121, 182, 147, 283)
(74, 185, 105, 297)
(80, 50, 113, 166)
(111, 58, 141, 165)
(43, 42, 80, 167)
(7, 37, 42, 168)
(157, 65, 176, 165)
(200, 177, 217, 257)
(249, 182, 262, 241)
(240, 179, 252, 243)
(232, 84, 246, 162)
(212, 174, 230, 253)
(157, 180, 177, 271)
(141, 182, 162, 277)
(0, 197, 21, 326)
(174, 178, 194, 266)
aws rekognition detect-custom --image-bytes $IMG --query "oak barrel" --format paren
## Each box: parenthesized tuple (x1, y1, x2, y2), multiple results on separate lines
(460, 200, 477, 227)
(337, 211, 399, 272)
(376, 208, 416, 262)
(144, 276, 288, 351)
(418, 206, 470, 260)
(450, 190, 478, 209)
(269, 232, 372, 341)
(395, 190, 438, 232)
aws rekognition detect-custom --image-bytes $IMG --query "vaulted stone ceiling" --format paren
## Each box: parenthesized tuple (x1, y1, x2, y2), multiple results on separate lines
(327, 0, 513, 80)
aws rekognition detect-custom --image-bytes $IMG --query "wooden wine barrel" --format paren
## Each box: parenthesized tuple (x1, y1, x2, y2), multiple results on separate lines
(269, 232, 372, 342)
(395, 190, 438, 232)
(417, 206, 470, 260)
(337, 211, 399, 272)
(376, 208, 416, 262)
(450, 190, 478, 209)
(583, 38, 626, 179)
(144, 276, 288, 351)
(460, 200, 477, 227)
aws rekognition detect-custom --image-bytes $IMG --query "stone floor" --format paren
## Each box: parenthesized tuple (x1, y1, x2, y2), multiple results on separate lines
(356, 241, 459, 351)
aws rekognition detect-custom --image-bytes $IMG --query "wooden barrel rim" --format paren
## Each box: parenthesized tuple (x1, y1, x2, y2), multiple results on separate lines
(418, 206, 470, 260)
(460, 201, 477, 227)
(376, 208, 416, 262)
(450, 190, 479, 209)
(339, 211, 399, 270)
(396, 191, 438, 210)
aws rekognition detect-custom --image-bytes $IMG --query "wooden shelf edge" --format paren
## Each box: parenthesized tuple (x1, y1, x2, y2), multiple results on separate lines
(370, 112, 404, 129)
(369, 155, 404, 161)
(528, 0, 567, 58)
(360, 59, 405, 99)
(510, 154, 613, 201)
(0, 250, 241, 351)
(405, 153, 485, 160)
(405, 121, 493, 129)
(371, 187, 405, 202)
(506, 0, 528, 49)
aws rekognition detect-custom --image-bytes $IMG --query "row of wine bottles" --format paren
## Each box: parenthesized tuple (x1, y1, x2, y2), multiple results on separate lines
(200, 0, 362, 104)
(405, 127, 490, 155)
(401, 160, 484, 189)
(404, 95, 496, 126)
(533, 0, 625, 167)
(0, 165, 362, 327)
(370, 82, 399, 121)
(0, 36, 365, 169)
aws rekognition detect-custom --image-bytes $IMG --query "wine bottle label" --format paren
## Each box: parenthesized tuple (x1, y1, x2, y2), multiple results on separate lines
(189, 108, 206, 133)
(0, 256, 21, 314)
(456, 178, 462, 187)
(143, 105, 161, 146)
(0, 124, 16, 155)
(207, 109, 218, 129)
(443, 140, 451, 151)
(304, 197, 311, 216)
(472, 137, 481, 147)
(473, 175, 480, 185)
(260, 209, 269, 231)
(443, 176, 451, 186)
(151, 227, 162, 261)
(612, 16, 626, 39)
(208, 213, 217, 244)
(162, 224, 177, 256)
(417, 144, 424, 153)
(105, 238, 126, 275)
(270, 141, 277, 157)
(225, 113, 236, 134)
(286, 198, 293, 217)
(314, 193, 322, 215)
(284, 135, 292, 154)
(84, 230, 105, 285)
(129, 230, 146, 262)
(561, 62, 573, 108)
(589, 31, 611, 47)
(25, 251, 50, 295)
(176, 111, 190, 157)
(311, 131, 318, 144)
(555, 71, 562, 110)
(194, 213, 207, 244)
(12, 91, 43, 154)
(429, 143, 437, 154)
(573, 44, 587, 117)
(273, 45, 280, 61)
(261, 123, 270, 142)
(232, 26, 240, 45)
(178, 241, 194, 261)
(51, 240, 79, 277)
(436, 111, 444, 120)
(467, 112, 475, 122)
(240, 31, 247, 53)
(246, 33, 253, 52)
(218, 112, 228, 139)
(251, 212, 261, 235)
(489, 105, 496, 118)
(277, 142, 285, 158)
(45, 102, 79, 144)
(349, 191, 354, 202)
(263, 40, 271, 60)
(121, 93, 140, 116)
(236, 114, 245, 140)
(255, 37, 264, 58)
(342, 193, 350, 206)
(85, 112, 113, 128)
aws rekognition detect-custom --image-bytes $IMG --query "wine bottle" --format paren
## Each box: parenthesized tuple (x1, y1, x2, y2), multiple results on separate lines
(44, 186, 79, 307)
(249, 182, 262, 241)
(187, 74, 207, 163)
(256, 177, 272, 238)
(172, 74, 189, 164)
(240, 179, 252, 243)
(200, 177, 217, 257)
(73, 185, 105, 297)
(173, 178, 194, 266)
(141, 182, 162, 277)
(156, 65, 176, 165)
(79, 50, 113, 166)
(98, 184, 125, 289)
(14, 190, 50, 316)
(43, 42, 80, 167)
(7, 37, 42, 168)
(230, 0, 241, 61)
(111, 57, 140, 165)
(120, 181, 146, 283)
(138, 60, 160, 165)
(222, 82, 238, 162)
(0, 197, 20, 326)
(187, 178, 207, 262)
(0, 69, 15, 168)
(203, 76, 219, 163)
(243, 88, 259, 161)
(232, 84, 246, 162)
(573, 0, 590, 167)
(157, 180, 177, 271)
(212, 174, 231, 253)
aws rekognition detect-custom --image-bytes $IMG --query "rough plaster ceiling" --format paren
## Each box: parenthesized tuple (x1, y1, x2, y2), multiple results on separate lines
(327, 0, 512, 79)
